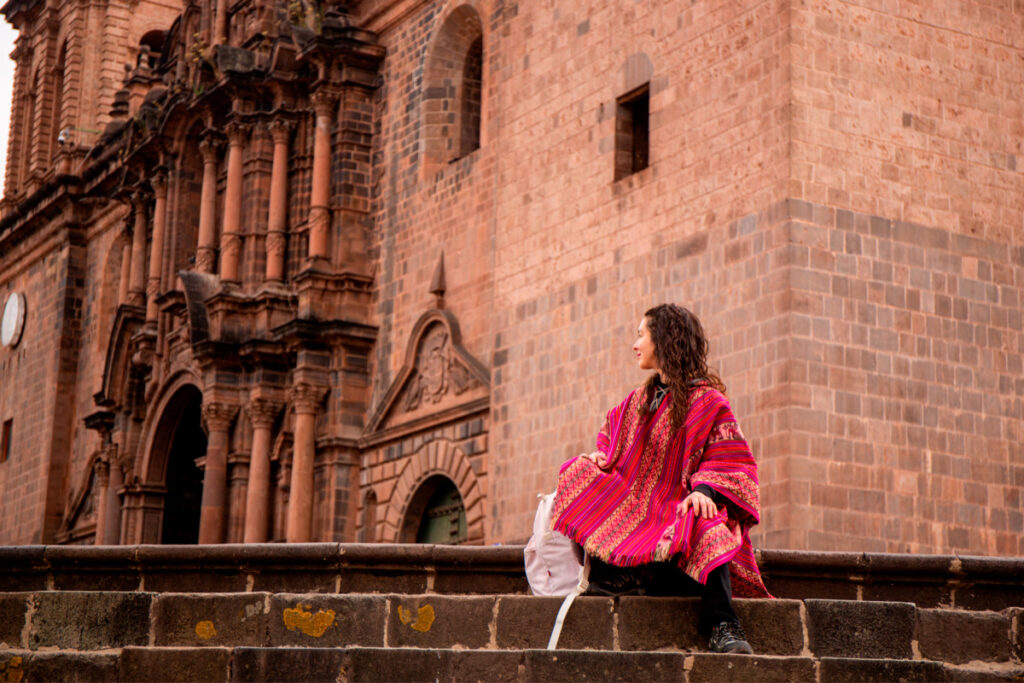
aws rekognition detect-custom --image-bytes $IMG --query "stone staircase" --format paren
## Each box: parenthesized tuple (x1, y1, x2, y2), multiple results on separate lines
(0, 544, 1021, 682)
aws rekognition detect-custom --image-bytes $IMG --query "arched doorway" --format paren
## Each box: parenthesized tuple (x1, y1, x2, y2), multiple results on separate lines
(400, 475, 467, 544)
(154, 385, 206, 544)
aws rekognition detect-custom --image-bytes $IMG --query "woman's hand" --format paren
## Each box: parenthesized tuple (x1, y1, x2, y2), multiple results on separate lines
(680, 490, 717, 520)
(580, 451, 608, 468)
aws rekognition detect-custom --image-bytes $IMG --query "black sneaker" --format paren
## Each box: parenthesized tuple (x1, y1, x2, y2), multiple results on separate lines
(709, 621, 754, 654)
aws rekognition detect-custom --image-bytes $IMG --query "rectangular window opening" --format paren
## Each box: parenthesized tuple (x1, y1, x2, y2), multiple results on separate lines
(0, 419, 11, 463)
(614, 84, 650, 181)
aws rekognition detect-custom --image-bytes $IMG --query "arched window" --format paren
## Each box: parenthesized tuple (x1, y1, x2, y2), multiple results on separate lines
(422, 5, 484, 172)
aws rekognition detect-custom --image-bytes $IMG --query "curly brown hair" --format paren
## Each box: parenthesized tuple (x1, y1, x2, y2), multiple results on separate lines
(639, 303, 726, 429)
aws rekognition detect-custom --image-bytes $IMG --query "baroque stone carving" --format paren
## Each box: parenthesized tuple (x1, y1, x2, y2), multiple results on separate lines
(403, 324, 478, 411)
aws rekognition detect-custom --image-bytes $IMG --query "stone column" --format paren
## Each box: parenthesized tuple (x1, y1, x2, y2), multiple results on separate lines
(286, 384, 322, 542)
(93, 458, 110, 545)
(198, 402, 238, 544)
(103, 458, 124, 544)
(127, 193, 148, 307)
(214, 0, 228, 44)
(244, 399, 280, 542)
(307, 92, 335, 264)
(145, 173, 168, 322)
(220, 122, 247, 285)
(266, 120, 292, 285)
(118, 235, 132, 305)
(196, 137, 221, 274)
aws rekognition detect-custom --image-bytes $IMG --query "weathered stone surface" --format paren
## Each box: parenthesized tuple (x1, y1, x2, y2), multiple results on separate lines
(336, 567, 428, 594)
(341, 647, 522, 683)
(733, 598, 804, 655)
(242, 544, 341, 594)
(523, 649, 686, 682)
(387, 596, 495, 649)
(818, 657, 945, 682)
(762, 575, 859, 602)
(0, 650, 119, 683)
(0, 548, 48, 592)
(232, 647, 347, 683)
(616, 597, 702, 651)
(153, 593, 271, 647)
(119, 647, 230, 683)
(136, 547, 248, 593)
(1008, 608, 1023, 661)
(688, 654, 816, 682)
(268, 594, 386, 647)
(944, 663, 1024, 683)
(46, 546, 141, 592)
(495, 596, 613, 650)
(0, 595, 27, 647)
(917, 608, 1011, 663)
(806, 599, 916, 659)
(30, 592, 151, 650)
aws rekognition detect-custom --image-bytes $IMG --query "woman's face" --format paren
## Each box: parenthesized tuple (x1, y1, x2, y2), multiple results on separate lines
(633, 317, 658, 371)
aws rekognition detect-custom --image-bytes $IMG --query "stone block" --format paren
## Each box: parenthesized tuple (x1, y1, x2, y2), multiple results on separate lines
(733, 598, 804, 655)
(1009, 608, 1024, 661)
(522, 649, 686, 682)
(119, 647, 230, 683)
(762, 575, 859, 601)
(339, 647, 522, 683)
(818, 657, 946, 683)
(336, 567, 428, 594)
(0, 548, 47, 592)
(387, 596, 495, 649)
(917, 608, 1011, 663)
(944, 663, 1024, 682)
(153, 593, 271, 647)
(46, 546, 141, 592)
(688, 654, 816, 682)
(30, 592, 151, 650)
(268, 594, 386, 647)
(495, 596, 613, 650)
(141, 570, 247, 593)
(806, 600, 916, 659)
(0, 651, 119, 683)
(0, 595, 28, 647)
(242, 544, 341, 593)
(616, 597, 702, 651)
(432, 568, 529, 595)
(231, 647, 347, 683)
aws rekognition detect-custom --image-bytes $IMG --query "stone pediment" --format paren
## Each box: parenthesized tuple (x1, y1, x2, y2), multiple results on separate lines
(364, 309, 489, 443)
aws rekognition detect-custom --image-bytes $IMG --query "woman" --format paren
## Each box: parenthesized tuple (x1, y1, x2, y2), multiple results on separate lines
(551, 303, 771, 654)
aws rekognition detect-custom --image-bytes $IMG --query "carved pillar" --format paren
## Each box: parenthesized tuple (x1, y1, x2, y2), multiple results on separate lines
(93, 458, 110, 545)
(266, 120, 292, 284)
(198, 402, 238, 544)
(118, 234, 132, 305)
(307, 92, 335, 265)
(244, 399, 280, 542)
(286, 384, 323, 542)
(127, 193, 148, 307)
(214, 0, 228, 44)
(220, 122, 247, 285)
(103, 457, 124, 544)
(196, 137, 221, 274)
(145, 173, 168, 322)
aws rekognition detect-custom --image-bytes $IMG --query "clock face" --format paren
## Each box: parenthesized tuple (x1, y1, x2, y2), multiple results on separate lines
(1, 293, 25, 348)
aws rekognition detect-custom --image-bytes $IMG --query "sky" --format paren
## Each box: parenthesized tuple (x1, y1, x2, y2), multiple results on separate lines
(0, 19, 16, 194)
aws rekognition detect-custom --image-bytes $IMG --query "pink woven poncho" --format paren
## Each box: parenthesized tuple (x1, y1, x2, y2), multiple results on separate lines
(551, 385, 771, 597)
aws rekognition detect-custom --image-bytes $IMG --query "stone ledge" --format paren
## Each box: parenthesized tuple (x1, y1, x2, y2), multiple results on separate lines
(0, 545, 1022, 610)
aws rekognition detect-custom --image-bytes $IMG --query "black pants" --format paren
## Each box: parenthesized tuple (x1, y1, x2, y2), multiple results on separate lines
(585, 553, 739, 636)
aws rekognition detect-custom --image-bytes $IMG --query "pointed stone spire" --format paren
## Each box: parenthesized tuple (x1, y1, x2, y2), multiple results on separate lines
(430, 252, 446, 309)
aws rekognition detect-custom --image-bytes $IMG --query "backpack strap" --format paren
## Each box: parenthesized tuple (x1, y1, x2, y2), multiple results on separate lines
(546, 554, 590, 650)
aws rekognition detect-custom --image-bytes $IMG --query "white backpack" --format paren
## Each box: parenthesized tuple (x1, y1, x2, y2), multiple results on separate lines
(523, 491, 591, 649)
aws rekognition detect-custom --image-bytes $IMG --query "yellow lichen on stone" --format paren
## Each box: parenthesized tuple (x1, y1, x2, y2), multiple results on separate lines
(397, 604, 435, 632)
(283, 603, 336, 637)
(0, 656, 24, 683)
(195, 620, 217, 640)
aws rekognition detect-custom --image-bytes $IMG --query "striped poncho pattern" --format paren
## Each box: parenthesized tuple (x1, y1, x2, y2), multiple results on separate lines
(551, 385, 771, 598)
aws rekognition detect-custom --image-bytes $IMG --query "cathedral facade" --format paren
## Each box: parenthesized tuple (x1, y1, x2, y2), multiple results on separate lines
(0, 0, 1020, 555)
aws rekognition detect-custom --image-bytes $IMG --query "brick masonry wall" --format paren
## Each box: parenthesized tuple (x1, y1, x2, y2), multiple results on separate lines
(789, 0, 1024, 244)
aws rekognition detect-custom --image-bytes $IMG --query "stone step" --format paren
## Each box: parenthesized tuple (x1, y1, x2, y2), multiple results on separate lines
(2, 647, 1022, 682)
(2, 544, 1022, 611)
(1, 591, 1021, 666)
